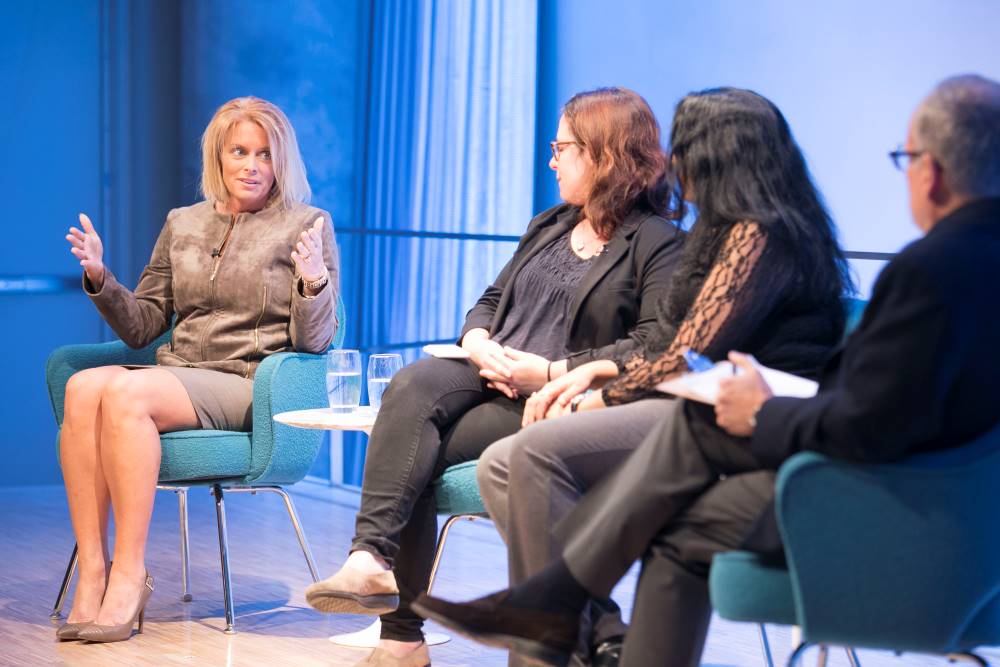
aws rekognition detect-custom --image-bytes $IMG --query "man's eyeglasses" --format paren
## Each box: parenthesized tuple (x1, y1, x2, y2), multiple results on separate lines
(888, 146, 926, 171)
(550, 140, 582, 161)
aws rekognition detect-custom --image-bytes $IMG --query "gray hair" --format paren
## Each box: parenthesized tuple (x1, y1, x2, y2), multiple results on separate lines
(913, 74, 1000, 198)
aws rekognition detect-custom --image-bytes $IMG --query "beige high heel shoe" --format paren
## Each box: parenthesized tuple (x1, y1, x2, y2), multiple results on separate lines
(56, 562, 112, 641)
(78, 572, 154, 643)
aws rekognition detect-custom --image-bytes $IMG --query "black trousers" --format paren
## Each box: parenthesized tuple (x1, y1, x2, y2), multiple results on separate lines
(555, 400, 779, 667)
(352, 357, 524, 641)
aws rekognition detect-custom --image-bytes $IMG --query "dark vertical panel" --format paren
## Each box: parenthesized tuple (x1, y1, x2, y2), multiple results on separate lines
(532, 0, 559, 213)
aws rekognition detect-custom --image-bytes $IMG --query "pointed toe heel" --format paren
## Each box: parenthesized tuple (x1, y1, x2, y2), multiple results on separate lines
(78, 572, 154, 644)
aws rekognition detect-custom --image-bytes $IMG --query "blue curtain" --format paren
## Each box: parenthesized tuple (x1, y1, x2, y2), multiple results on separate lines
(337, 0, 538, 486)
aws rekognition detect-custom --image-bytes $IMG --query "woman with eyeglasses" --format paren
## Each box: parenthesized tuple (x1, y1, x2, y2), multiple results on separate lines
(304, 87, 684, 667)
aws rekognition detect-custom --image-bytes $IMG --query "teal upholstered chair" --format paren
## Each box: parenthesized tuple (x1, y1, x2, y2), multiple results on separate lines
(711, 423, 1000, 666)
(47, 299, 345, 633)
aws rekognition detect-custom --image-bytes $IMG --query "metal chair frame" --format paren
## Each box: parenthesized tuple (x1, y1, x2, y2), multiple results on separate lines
(49, 483, 320, 634)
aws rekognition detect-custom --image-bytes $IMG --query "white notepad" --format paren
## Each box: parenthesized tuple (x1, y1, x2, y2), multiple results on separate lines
(422, 344, 471, 359)
(656, 361, 818, 405)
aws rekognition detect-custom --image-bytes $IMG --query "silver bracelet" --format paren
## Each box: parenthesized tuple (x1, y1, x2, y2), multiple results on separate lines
(303, 270, 329, 292)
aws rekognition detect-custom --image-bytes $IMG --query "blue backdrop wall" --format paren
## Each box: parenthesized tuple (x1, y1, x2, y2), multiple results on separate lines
(533, 0, 1000, 296)
(4, 0, 1000, 486)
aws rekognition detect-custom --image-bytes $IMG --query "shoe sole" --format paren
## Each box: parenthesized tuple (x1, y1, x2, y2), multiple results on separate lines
(306, 590, 399, 616)
(411, 601, 569, 667)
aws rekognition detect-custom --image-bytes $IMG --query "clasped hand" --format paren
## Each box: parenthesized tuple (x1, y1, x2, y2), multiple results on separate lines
(465, 339, 550, 400)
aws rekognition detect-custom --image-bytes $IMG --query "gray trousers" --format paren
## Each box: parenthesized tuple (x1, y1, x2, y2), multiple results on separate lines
(477, 399, 672, 664)
(557, 399, 776, 667)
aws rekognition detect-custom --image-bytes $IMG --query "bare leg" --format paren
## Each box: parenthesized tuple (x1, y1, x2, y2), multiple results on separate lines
(59, 366, 128, 623)
(96, 369, 198, 626)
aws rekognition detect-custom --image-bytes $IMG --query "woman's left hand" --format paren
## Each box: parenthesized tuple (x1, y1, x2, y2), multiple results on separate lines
(291, 217, 327, 282)
(499, 347, 550, 394)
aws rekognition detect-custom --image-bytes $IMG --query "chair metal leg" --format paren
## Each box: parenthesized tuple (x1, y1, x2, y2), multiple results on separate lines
(757, 623, 775, 667)
(845, 647, 862, 667)
(49, 543, 79, 620)
(947, 653, 989, 666)
(787, 642, 810, 667)
(227, 486, 320, 582)
(426, 514, 486, 594)
(211, 484, 236, 634)
(175, 488, 193, 602)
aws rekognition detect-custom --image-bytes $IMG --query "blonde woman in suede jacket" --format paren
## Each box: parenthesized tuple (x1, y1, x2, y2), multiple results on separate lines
(57, 97, 339, 644)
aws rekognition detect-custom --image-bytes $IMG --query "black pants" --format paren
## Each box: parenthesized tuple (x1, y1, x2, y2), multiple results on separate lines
(555, 400, 778, 667)
(352, 357, 524, 641)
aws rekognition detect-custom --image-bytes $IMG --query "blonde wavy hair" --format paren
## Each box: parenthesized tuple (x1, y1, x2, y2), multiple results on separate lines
(201, 96, 311, 210)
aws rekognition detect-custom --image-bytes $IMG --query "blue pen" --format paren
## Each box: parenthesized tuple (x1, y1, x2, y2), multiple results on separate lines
(683, 349, 715, 373)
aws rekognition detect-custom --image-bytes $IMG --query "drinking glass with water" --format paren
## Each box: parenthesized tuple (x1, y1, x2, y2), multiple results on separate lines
(367, 353, 403, 409)
(326, 349, 362, 413)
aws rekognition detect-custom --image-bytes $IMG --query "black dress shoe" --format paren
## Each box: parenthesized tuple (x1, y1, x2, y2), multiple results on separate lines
(590, 637, 623, 667)
(412, 591, 579, 666)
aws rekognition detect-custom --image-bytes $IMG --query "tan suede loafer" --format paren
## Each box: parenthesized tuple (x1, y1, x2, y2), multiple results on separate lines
(305, 565, 399, 615)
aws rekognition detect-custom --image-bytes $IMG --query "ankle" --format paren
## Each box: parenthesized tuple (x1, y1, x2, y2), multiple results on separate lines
(378, 639, 423, 658)
(76, 558, 110, 581)
(507, 557, 588, 616)
(346, 549, 390, 574)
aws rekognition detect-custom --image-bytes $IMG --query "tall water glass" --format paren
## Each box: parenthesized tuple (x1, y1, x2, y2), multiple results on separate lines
(326, 349, 362, 413)
(367, 354, 403, 410)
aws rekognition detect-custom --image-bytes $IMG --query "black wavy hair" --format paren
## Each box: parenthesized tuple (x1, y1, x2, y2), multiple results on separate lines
(668, 87, 853, 306)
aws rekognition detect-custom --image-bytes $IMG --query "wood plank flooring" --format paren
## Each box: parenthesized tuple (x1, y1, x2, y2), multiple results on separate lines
(0, 483, 995, 666)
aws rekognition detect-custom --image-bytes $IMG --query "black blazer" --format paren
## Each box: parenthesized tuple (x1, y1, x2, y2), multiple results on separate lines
(460, 203, 684, 370)
(752, 197, 1000, 467)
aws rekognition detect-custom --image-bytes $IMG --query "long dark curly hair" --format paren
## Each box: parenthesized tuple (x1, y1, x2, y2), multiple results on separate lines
(656, 87, 853, 333)
(564, 87, 675, 238)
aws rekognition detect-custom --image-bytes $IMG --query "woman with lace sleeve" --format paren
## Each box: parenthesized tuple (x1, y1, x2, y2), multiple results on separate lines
(473, 88, 853, 666)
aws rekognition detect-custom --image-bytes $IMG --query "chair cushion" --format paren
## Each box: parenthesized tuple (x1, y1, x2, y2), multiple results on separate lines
(433, 460, 486, 516)
(158, 430, 252, 483)
(709, 551, 797, 626)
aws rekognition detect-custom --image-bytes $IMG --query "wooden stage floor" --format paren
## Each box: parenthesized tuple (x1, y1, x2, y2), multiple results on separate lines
(0, 483, 995, 666)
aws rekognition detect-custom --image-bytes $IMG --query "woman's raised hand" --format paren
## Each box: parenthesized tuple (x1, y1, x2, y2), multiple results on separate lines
(291, 217, 327, 282)
(67, 213, 105, 289)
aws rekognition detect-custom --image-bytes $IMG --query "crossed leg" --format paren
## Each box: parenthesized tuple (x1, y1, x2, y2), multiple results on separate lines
(60, 366, 199, 625)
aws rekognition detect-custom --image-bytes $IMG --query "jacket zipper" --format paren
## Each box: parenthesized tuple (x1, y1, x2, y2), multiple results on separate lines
(202, 214, 239, 360)
(247, 284, 267, 378)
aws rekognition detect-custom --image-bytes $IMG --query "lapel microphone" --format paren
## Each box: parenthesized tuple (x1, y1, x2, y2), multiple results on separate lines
(211, 248, 221, 258)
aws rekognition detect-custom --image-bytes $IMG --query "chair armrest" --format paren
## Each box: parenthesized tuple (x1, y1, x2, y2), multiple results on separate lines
(46, 330, 170, 426)
(246, 351, 328, 485)
(775, 423, 1000, 652)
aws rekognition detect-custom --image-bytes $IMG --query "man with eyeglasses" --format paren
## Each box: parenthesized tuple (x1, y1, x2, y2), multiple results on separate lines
(412, 73, 1000, 667)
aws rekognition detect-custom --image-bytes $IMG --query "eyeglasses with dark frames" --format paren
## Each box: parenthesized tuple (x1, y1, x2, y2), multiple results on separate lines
(888, 145, 926, 171)
(550, 140, 582, 161)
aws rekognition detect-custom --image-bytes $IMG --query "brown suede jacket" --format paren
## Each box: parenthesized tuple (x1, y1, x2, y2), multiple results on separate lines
(85, 200, 341, 378)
